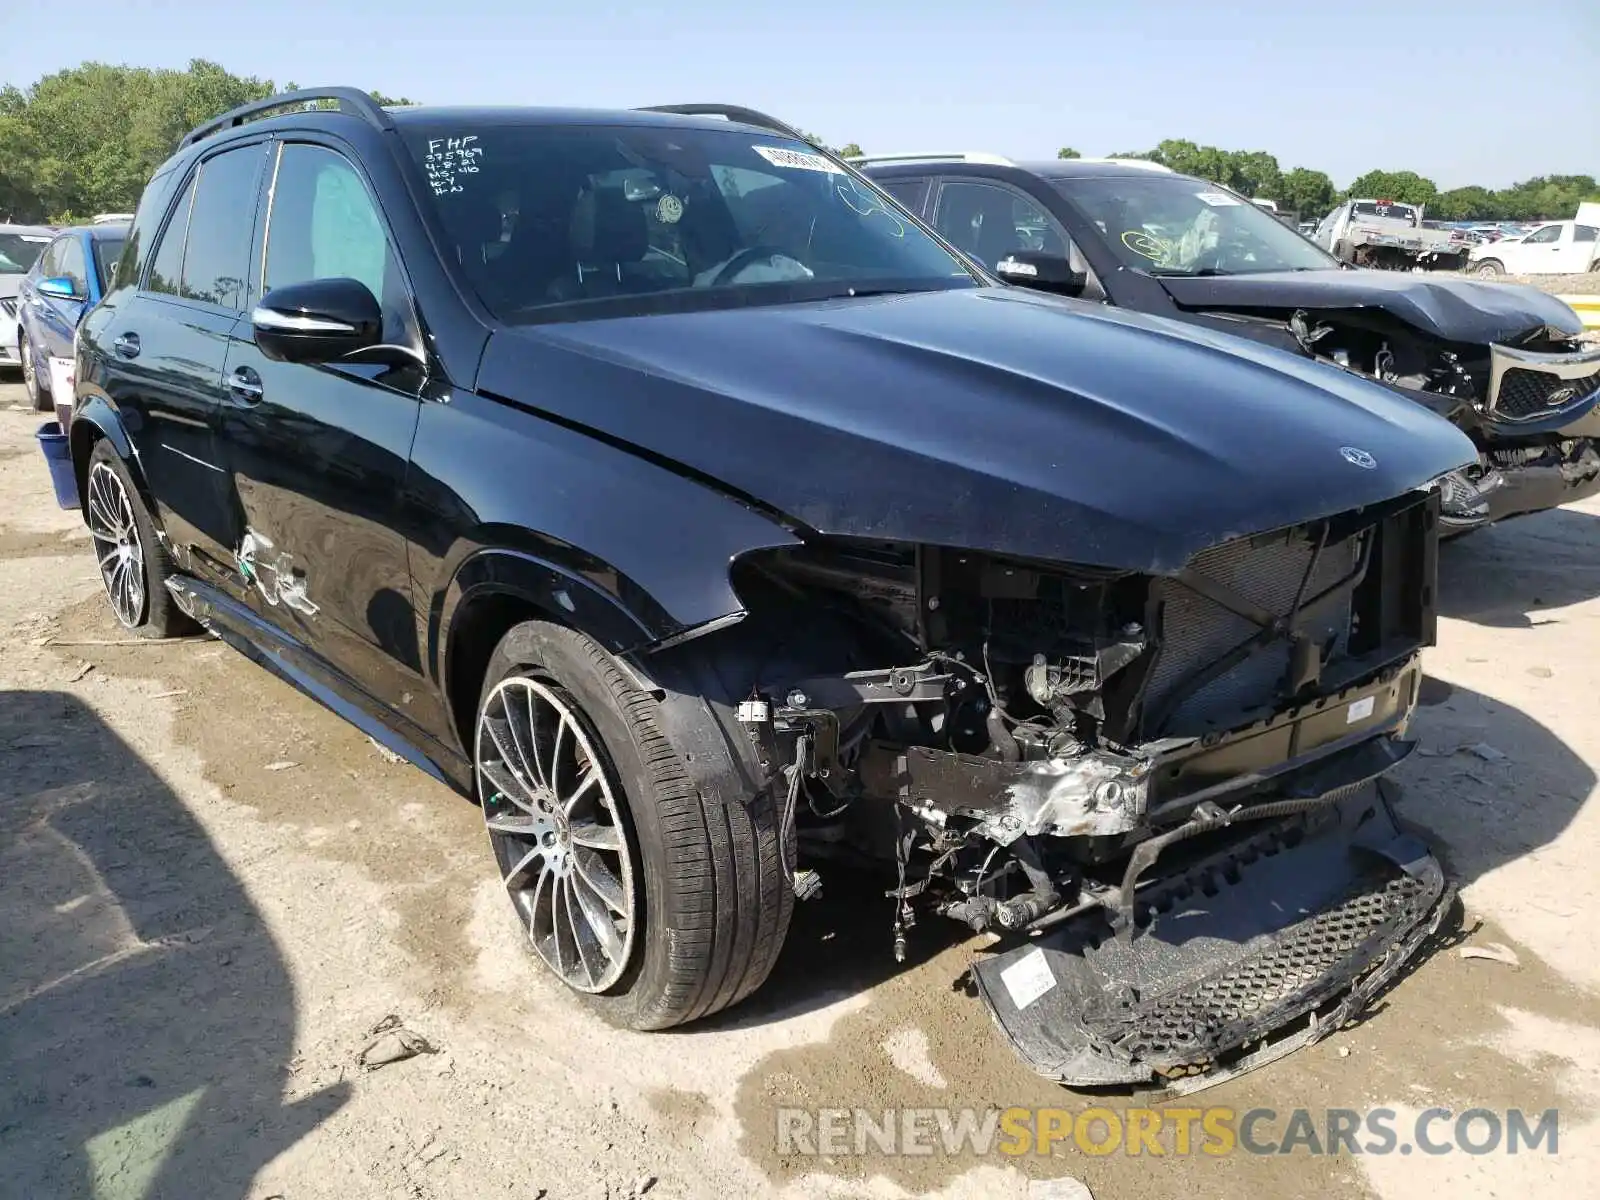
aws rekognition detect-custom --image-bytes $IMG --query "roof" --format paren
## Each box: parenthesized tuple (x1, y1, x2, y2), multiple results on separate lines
(51, 222, 130, 240)
(0, 223, 55, 236)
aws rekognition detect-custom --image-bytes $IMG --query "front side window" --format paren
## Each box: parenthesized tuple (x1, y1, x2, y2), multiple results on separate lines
(92, 238, 125, 289)
(1524, 224, 1561, 244)
(1051, 174, 1339, 275)
(878, 177, 930, 214)
(935, 180, 1070, 269)
(56, 237, 88, 296)
(399, 122, 977, 321)
(178, 144, 265, 309)
(263, 143, 409, 339)
(35, 238, 64, 281)
(146, 176, 196, 296)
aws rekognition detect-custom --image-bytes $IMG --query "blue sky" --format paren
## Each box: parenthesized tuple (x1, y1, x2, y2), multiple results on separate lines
(3, 0, 1595, 190)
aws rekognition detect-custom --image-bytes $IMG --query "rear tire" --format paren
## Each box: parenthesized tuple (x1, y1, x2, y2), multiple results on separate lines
(1473, 259, 1504, 277)
(474, 620, 792, 1029)
(84, 439, 196, 638)
(1332, 239, 1356, 265)
(21, 336, 50, 412)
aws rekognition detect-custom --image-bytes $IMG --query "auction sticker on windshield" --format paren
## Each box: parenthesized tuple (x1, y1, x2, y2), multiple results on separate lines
(753, 145, 843, 174)
(1195, 191, 1242, 206)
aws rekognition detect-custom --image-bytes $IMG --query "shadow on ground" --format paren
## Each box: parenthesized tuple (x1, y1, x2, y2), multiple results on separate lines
(0, 690, 349, 1200)
(1440, 505, 1600, 627)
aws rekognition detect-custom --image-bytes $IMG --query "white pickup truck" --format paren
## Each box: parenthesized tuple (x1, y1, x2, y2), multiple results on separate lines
(1312, 199, 1469, 271)
(1469, 218, 1600, 277)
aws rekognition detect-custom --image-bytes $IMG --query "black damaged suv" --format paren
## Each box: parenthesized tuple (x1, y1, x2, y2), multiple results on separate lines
(857, 153, 1600, 534)
(73, 90, 1473, 1089)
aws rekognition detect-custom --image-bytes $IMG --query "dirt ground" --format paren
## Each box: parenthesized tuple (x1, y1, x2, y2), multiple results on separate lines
(2, 381, 1598, 1200)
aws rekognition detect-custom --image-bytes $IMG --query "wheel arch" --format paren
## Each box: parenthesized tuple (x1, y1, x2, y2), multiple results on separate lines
(70, 393, 153, 517)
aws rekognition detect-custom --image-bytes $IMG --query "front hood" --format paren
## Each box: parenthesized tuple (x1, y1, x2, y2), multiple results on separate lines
(1156, 268, 1584, 344)
(478, 287, 1475, 573)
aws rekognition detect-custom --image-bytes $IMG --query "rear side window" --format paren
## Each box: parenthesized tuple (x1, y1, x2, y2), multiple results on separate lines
(178, 144, 266, 309)
(1575, 225, 1597, 243)
(146, 175, 195, 296)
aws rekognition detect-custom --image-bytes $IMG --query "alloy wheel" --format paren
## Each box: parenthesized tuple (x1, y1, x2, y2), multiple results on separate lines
(20, 339, 39, 405)
(475, 676, 638, 992)
(85, 461, 146, 627)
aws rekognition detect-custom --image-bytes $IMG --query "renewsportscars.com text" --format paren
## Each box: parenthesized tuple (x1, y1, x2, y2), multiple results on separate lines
(776, 1106, 1560, 1158)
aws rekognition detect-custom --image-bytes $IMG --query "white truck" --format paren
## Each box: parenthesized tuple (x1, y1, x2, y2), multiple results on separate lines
(1311, 199, 1469, 271)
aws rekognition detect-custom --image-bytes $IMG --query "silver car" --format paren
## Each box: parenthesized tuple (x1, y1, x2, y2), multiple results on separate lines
(0, 224, 56, 380)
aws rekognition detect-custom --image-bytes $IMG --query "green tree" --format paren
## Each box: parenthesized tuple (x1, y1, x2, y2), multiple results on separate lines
(1344, 169, 1437, 207)
(1056, 146, 1081, 159)
(838, 142, 863, 159)
(1278, 167, 1337, 219)
(0, 62, 420, 223)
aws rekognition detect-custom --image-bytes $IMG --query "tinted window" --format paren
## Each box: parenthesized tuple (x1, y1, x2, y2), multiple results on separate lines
(935, 180, 1068, 269)
(92, 238, 125, 289)
(179, 144, 264, 309)
(113, 168, 176, 296)
(1576, 225, 1598, 243)
(146, 175, 195, 296)
(56, 237, 88, 295)
(878, 177, 930, 214)
(264, 143, 409, 338)
(399, 123, 975, 321)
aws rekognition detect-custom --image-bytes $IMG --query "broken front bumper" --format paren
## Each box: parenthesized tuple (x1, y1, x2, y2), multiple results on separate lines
(972, 776, 1448, 1094)
(1440, 440, 1600, 534)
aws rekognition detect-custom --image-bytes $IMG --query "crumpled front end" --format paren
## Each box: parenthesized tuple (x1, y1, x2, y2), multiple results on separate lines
(722, 488, 1450, 1092)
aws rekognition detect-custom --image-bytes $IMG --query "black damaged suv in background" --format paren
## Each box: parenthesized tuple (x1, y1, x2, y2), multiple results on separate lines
(72, 91, 1475, 1091)
(857, 153, 1600, 535)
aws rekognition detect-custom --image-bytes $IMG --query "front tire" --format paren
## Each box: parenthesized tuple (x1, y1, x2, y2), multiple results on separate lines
(84, 440, 195, 638)
(20, 336, 50, 412)
(1474, 258, 1505, 277)
(474, 620, 792, 1029)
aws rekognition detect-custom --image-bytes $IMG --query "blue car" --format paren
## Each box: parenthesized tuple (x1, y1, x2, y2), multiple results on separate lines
(17, 221, 128, 421)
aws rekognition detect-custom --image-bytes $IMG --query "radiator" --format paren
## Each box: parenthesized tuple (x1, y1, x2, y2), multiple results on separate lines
(1146, 529, 1360, 734)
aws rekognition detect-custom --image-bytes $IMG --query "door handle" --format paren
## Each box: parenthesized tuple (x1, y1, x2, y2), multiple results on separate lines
(113, 332, 140, 359)
(227, 365, 264, 405)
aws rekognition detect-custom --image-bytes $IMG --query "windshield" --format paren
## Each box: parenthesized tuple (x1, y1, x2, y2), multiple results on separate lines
(92, 238, 125, 289)
(1050, 175, 1337, 275)
(400, 122, 977, 321)
(1351, 201, 1419, 227)
(0, 233, 50, 274)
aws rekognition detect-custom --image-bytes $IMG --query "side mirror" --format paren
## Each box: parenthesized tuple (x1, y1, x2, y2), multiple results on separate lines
(252, 277, 382, 364)
(993, 252, 1087, 298)
(37, 276, 80, 300)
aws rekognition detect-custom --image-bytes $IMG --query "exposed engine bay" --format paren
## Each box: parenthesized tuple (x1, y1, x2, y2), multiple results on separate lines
(721, 490, 1450, 1091)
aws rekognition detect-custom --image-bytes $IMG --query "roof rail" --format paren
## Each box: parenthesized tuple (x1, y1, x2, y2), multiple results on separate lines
(847, 151, 1016, 168)
(1070, 156, 1174, 172)
(179, 87, 396, 150)
(634, 104, 806, 141)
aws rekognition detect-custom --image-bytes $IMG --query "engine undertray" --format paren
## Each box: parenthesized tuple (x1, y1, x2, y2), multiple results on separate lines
(971, 783, 1449, 1095)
